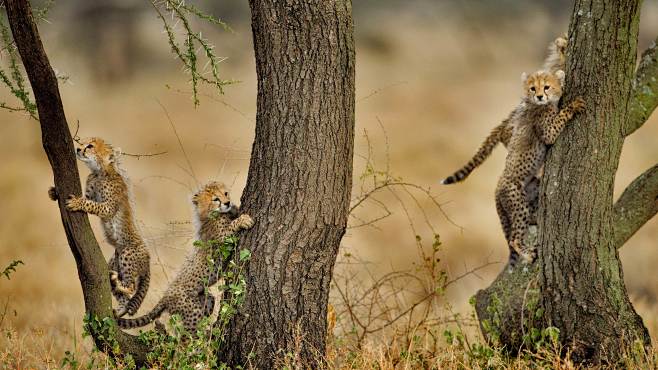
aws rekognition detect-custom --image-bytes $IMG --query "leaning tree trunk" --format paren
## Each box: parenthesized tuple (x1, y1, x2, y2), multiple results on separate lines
(3, 0, 149, 365)
(220, 1, 355, 368)
(476, 0, 658, 364)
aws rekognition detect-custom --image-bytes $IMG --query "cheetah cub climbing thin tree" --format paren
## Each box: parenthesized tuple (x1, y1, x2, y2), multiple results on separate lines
(498, 70, 585, 265)
(117, 181, 254, 334)
(49, 137, 150, 317)
(440, 36, 567, 185)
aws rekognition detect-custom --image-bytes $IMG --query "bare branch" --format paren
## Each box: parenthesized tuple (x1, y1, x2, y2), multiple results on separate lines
(122, 150, 168, 159)
(613, 163, 658, 248)
(626, 35, 658, 137)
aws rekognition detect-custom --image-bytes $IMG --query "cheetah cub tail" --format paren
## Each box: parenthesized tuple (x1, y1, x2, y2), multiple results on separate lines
(440, 122, 508, 185)
(116, 300, 166, 329)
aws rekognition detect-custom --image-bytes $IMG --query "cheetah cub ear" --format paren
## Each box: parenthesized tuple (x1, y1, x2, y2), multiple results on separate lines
(555, 70, 566, 85)
(520, 72, 528, 82)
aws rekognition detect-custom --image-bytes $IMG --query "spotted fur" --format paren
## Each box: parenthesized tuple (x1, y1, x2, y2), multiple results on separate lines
(49, 137, 150, 317)
(498, 70, 585, 266)
(440, 36, 567, 185)
(116, 181, 253, 334)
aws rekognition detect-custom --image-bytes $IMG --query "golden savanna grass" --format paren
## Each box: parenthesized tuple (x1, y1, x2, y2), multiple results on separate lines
(1, 2, 658, 368)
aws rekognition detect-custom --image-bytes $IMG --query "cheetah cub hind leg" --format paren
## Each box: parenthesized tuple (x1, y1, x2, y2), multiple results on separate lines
(110, 270, 132, 317)
(509, 239, 536, 267)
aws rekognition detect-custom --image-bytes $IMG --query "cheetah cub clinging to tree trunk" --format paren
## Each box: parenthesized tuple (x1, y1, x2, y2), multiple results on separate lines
(498, 70, 585, 266)
(49, 137, 150, 317)
(440, 36, 568, 186)
(116, 181, 254, 334)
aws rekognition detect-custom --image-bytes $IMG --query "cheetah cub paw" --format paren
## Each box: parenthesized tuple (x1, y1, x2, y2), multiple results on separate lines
(572, 97, 586, 113)
(510, 240, 536, 265)
(554, 36, 567, 50)
(236, 214, 254, 229)
(65, 195, 84, 212)
(113, 306, 128, 318)
(109, 270, 120, 286)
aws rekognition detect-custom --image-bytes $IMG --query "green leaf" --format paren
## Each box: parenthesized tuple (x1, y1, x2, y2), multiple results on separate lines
(239, 249, 251, 262)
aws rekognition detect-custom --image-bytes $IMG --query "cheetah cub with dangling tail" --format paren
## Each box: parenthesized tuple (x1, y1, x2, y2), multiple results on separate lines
(440, 36, 568, 185)
(116, 181, 254, 334)
(49, 137, 150, 317)
(498, 70, 585, 266)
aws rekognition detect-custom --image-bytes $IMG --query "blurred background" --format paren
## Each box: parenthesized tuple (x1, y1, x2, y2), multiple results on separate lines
(1, 0, 657, 361)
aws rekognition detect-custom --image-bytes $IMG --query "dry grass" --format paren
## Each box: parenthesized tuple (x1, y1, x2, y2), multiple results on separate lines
(1, 2, 658, 369)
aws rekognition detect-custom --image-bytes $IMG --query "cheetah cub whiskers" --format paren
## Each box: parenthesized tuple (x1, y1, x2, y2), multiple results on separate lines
(117, 181, 254, 334)
(497, 70, 585, 266)
(49, 137, 150, 317)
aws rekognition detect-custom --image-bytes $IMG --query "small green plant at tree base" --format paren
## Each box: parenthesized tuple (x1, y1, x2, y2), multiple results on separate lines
(480, 293, 502, 346)
(140, 237, 250, 368)
(58, 235, 250, 369)
(80, 314, 136, 369)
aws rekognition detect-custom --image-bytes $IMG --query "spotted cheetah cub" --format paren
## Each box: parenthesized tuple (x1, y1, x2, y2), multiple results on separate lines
(440, 36, 567, 185)
(498, 70, 585, 266)
(117, 181, 253, 334)
(49, 137, 150, 317)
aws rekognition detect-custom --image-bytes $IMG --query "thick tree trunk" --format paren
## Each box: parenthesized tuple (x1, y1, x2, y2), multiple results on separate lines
(476, 0, 652, 364)
(4, 0, 148, 365)
(220, 1, 355, 368)
(539, 0, 648, 362)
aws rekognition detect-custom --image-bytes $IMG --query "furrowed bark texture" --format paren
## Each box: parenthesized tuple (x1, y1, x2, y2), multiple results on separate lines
(220, 1, 355, 368)
(476, 0, 652, 364)
(539, 1, 649, 362)
(4, 0, 148, 364)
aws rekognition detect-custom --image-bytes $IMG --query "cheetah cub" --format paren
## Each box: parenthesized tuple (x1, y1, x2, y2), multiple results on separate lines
(117, 181, 254, 334)
(440, 36, 567, 185)
(49, 137, 150, 317)
(498, 70, 585, 266)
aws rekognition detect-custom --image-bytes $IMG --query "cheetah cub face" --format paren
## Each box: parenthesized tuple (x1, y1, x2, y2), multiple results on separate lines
(192, 181, 234, 218)
(75, 137, 120, 173)
(521, 70, 565, 105)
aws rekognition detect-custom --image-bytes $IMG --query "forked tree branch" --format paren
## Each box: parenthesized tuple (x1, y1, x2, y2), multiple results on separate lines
(3, 0, 148, 364)
(613, 164, 658, 248)
(626, 35, 658, 137)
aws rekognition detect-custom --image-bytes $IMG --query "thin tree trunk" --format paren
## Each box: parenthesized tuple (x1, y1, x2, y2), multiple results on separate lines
(4, 0, 148, 364)
(219, 0, 355, 368)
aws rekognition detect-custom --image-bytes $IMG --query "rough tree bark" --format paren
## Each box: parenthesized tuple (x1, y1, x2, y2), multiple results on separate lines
(219, 1, 355, 368)
(4, 0, 149, 365)
(475, 0, 658, 364)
